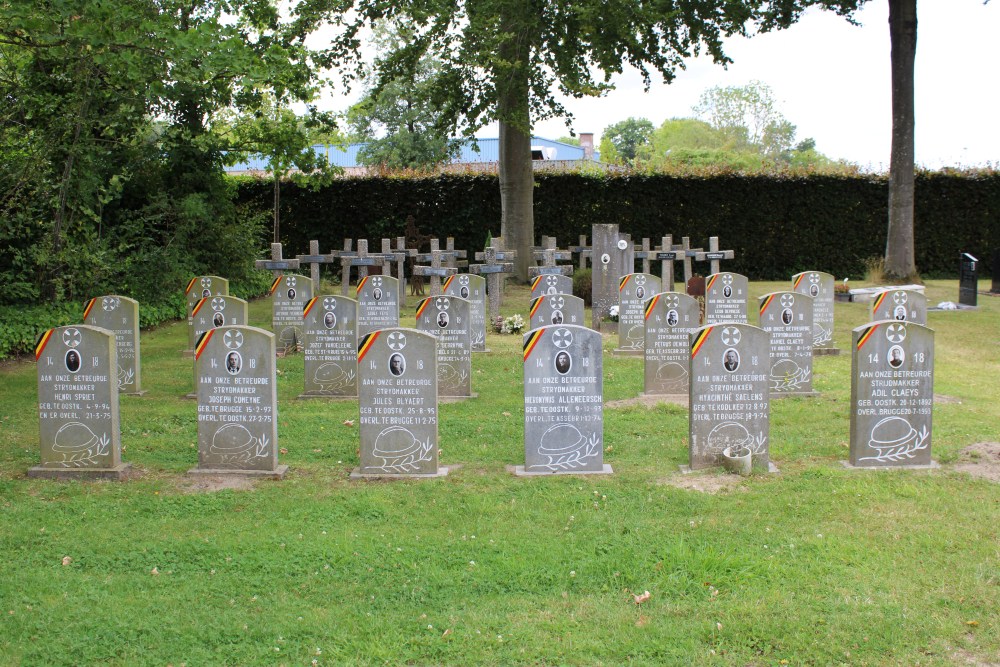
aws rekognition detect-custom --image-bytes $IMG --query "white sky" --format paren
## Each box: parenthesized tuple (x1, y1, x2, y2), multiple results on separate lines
(317, 2, 999, 170)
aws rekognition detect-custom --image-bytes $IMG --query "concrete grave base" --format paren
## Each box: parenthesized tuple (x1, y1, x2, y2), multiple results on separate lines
(611, 348, 644, 356)
(122, 390, 149, 397)
(182, 349, 194, 359)
(473, 347, 492, 353)
(636, 392, 689, 407)
(183, 392, 196, 400)
(814, 347, 842, 356)
(296, 394, 357, 401)
(188, 465, 288, 480)
(840, 460, 940, 471)
(28, 463, 132, 481)
(440, 393, 478, 403)
(509, 464, 614, 477)
(679, 461, 780, 475)
(770, 391, 820, 399)
(350, 465, 455, 480)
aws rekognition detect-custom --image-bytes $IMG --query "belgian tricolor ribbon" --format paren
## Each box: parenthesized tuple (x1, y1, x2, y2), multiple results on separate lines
(530, 276, 543, 292)
(185, 277, 198, 296)
(792, 274, 806, 291)
(357, 276, 369, 293)
(442, 275, 455, 292)
(856, 324, 879, 351)
(618, 274, 632, 292)
(873, 291, 888, 313)
(644, 294, 660, 320)
(706, 274, 720, 292)
(35, 329, 55, 361)
(529, 296, 543, 319)
(83, 298, 97, 321)
(690, 326, 713, 359)
(191, 297, 207, 317)
(303, 297, 318, 318)
(358, 331, 380, 363)
(759, 293, 777, 316)
(194, 329, 214, 360)
(415, 298, 431, 319)
(523, 329, 544, 362)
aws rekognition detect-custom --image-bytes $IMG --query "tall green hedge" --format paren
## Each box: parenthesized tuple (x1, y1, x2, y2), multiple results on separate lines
(234, 170, 999, 280)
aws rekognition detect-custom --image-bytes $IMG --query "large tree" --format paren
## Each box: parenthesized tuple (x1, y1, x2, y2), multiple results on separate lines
(599, 117, 655, 166)
(316, 1, 866, 279)
(885, 0, 917, 279)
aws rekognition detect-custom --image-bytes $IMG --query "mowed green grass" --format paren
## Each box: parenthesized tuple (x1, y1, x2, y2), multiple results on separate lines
(0, 279, 997, 666)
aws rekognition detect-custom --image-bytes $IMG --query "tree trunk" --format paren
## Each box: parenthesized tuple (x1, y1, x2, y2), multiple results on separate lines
(886, 0, 917, 279)
(273, 176, 280, 243)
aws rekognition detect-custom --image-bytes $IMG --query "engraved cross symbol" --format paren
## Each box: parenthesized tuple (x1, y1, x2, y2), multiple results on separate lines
(223, 330, 244, 350)
(201, 277, 211, 289)
(551, 295, 565, 310)
(634, 274, 647, 286)
(372, 276, 382, 288)
(435, 297, 450, 311)
(102, 297, 118, 311)
(893, 290, 908, 305)
(886, 323, 907, 344)
(211, 297, 226, 311)
(286, 276, 297, 288)
(664, 294, 679, 309)
(63, 328, 82, 348)
(722, 274, 733, 287)
(552, 328, 573, 349)
(809, 273, 820, 284)
(460, 275, 470, 286)
(721, 326, 741, 346)
(323, 297, 337, 311)
(780, 294, 795, 308)
(387, 332, 407, 351)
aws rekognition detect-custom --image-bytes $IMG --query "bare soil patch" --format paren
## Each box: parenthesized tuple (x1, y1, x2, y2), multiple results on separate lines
(176, 475, 257, 493)
(606, 394, 687, 410)
(657, 472, 745, 494)
(935, 394, 963, 404)
(951, 442, 1000, 484)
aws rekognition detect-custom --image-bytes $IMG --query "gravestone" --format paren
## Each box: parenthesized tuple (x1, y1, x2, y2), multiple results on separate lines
(470, 245, 515, 323)
(758, 292, 816, 397)
(591, 224, 633, 329)
(30, 325, 128, 479)
(83, 295, 143, 395)
(520, 325, 610, 475)
(188, 295, 249, 398)
(530, 274, 573, 300)
(270, 274, 314, 354)
(192, 326, 285, 477)
(792, 271, 837, 352)
(959, 253, 978, 307)
(416, 296, 474, 399)
(704, 272, 749, 325)
(688, 324, 772, 472)
(529, 293, 586, 331)
(356, 275, 400, 337)
(617, 273, 660, 353)
(444, 274, 487, 351)
(185, 276, 229, 352)
(872, 288, 928, 325)
(355, 328, 445, 477)
(992, 249, 1000, 294)
(643, 292, 701, 396)
(848, 321, 935, 468)
(300, 295, 358, 399)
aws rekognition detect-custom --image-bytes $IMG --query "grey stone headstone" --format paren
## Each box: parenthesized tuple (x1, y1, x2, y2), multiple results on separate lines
(792, 271, 835, 348)
(522, 325, 608, 474)
(356, 274, 399, 337)
(444, 274, 487, 351)
(301, 295, 358, 398)
(758, 292, 815, 396)
(357, 328, 439, 475)
(31, 325, 126, 478)
(529, 294, 586, 331)
(689, 324, 771, 471)
(849, 321, 934, 468)
(617, 273, 661, 352)
(270, 274, 314, 354)
(193, 326, 284, 476)
(591, 224, 633, 329)
(704, 272, 749, 325)
(186, 275, 229, 351)
(530, 274, 573, 300)
(872, 288, 928, 325)
(416, 296, 473, 398)
(83, 295, 143, 395)
(643, 292, 700, 395)
(189, 296, 249, 398)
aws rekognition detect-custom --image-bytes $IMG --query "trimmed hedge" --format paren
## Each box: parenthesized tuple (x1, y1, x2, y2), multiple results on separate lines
(235, 170, 999, 280)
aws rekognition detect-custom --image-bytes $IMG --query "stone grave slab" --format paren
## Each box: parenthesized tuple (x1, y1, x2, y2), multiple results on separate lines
(792, 271, 838, 353)
(872, 288, 928, 325)
(643, 292, 700, 396)
(192, 326, 285, 477)
(617, 273, 660, 354)
(591, 224, 633, 329)
(529, 294, 586, 331)
(704, 272, 749, 325)
(416, 296, 473, 399)
(301, 295, 358, 399)
(519, 325, 610, 475)
(356, 274, 400, 337)
(758, 291, 816, 397)
(270, 274, 313, 354)
(848, 321, 935, 468)
(185, 275, 229, 352)
(83, 295, 143, 395)
(188, 295, 249, 398)
(355, 328, 445, 477)
(444, 274, 487, 351)
(530, 274, 573, 300)
(30, 325, 128, 480)
(688, 324, 772, 472)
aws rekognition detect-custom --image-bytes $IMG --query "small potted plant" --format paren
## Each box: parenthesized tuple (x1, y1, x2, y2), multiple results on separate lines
(834, 278, 851, 302)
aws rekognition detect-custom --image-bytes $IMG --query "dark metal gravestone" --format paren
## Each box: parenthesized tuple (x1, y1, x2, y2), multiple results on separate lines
(959, 253, 978, 307)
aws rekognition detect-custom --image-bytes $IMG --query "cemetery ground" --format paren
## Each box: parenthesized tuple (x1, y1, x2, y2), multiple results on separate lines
(1, 280, 998, 666)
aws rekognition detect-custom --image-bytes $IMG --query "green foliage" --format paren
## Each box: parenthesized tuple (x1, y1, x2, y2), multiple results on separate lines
(600, 117, 655, 165)
(573, 268, 593, 306)
(694, 81, 796, 158)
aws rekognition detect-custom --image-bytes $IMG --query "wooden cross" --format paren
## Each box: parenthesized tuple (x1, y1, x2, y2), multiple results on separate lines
(296, 240, 336, 287)
(470, 245, 515, 322)
(570, 234, 591, 270)
(694, 236, 735, 275)
(634, 237, 654, 275)
(653, 234, 684, 292)
(255, 242, 300, 277)
(413, 238, 458, 296)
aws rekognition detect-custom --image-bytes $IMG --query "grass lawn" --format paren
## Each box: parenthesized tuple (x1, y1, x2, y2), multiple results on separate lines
(1, 279, 998, 666)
